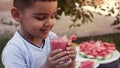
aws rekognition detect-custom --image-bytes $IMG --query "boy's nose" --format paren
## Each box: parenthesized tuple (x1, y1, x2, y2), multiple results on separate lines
(44, 18, 53, 26)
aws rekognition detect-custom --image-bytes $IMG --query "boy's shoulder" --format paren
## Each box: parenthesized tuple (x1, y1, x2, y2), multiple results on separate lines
(5, 32, 26, 49)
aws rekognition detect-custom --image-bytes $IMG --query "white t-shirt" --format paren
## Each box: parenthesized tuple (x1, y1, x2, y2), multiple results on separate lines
(2, 31, 57, 68)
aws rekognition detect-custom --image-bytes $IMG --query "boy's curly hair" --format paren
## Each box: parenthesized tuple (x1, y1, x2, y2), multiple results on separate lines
(13, 0, 57, 12)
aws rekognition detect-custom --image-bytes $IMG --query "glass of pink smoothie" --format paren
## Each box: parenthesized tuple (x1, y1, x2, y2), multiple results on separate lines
(50, 37, 72, 64)
(50, 37, 68, 51)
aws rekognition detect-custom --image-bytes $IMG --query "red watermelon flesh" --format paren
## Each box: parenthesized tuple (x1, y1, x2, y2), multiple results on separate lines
(50, 37, 68, 51)
(69, 35, 77, 41)
(80, 40, 115, 58)
(80, 60, 94, 68)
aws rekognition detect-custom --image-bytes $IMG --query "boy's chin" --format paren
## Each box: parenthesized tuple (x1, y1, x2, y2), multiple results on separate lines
(40, 35, 48, 39)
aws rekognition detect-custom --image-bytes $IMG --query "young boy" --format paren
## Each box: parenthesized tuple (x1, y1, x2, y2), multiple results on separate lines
(2, 0, 76, 68)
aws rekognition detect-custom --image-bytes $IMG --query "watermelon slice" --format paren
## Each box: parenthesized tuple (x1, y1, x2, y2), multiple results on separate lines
(80, 60, 94, 68)
(69, 35, 77, 41)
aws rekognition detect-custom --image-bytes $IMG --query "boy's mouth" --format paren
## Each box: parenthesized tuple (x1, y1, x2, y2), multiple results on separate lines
(40, 29, 50, 33)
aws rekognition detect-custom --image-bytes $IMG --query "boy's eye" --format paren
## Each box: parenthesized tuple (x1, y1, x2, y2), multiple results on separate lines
(35, 16, 46, 20)
(51, 15, 56, 19)
(34, 14, 56, 20)
(51, 13, 57, 19)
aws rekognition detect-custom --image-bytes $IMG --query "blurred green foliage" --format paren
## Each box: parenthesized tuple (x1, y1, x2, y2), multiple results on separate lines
(0, 32, 12, 68)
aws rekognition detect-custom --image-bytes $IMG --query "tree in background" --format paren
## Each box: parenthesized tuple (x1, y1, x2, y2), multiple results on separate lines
(56, 0, 120, 28)
(56, 0, 95, 28)
(0, 0, 120, 29)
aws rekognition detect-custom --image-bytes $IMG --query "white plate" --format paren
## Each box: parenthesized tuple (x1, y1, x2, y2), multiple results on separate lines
(75, 46, 120, 65)
(98, 50, 120, 64)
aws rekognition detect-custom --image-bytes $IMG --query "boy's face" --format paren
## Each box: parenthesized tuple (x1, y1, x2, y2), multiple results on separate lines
(14, 1, 57, 39)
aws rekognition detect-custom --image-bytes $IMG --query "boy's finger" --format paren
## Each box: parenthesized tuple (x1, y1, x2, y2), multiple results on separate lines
(68, 54, 76, 60)
(67, 50, 76, 55)
(55, 59, 71, 68)
(66, 46, 75, 51)
(49, 49, 62, 57)
(52, 51, 68, 60)
(53, 55, 70, 65)
(67, 42, 72, 46)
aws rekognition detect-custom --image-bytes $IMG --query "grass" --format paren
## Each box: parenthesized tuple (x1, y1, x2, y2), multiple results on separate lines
(0, 32, 120, 68)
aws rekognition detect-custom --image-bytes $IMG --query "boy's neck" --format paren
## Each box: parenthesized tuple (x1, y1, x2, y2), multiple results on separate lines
(18, 30, 43, 46)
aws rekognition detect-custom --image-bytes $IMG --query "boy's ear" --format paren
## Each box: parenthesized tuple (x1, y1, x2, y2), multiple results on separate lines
(11, 7, 21, 22)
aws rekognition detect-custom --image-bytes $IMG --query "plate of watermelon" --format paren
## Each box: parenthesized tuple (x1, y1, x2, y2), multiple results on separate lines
(76, 40, 120, 65)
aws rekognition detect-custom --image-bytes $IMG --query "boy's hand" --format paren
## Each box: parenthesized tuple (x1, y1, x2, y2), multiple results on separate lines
(66, 46, 76, 61)
(42, 45, 76, 68)
(54, 46, 77, 68)
(42, 49, 71, 68)
(66, 46, 77, 68)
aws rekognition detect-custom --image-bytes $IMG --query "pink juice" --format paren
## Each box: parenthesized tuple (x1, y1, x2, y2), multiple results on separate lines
(50, 37, 68, 51)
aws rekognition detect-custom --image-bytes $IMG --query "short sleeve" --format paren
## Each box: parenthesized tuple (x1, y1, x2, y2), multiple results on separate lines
(2, 44, 27, 68)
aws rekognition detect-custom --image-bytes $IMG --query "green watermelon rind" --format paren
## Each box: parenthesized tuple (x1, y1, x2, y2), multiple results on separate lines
(79, 52, 94, 59)
(104, 53, 113, 60)
(79, 52, 114, 61)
